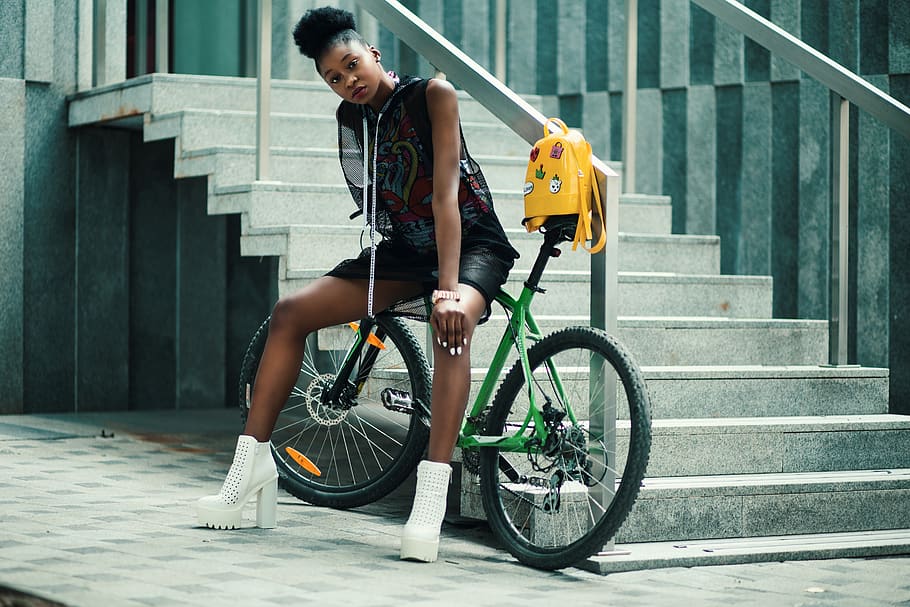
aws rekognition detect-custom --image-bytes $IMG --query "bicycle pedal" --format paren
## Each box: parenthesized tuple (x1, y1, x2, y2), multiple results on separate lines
(380, 388, 431, 428)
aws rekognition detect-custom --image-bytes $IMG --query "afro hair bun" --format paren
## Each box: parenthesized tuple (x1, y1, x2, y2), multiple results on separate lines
(293, 7, 357, 59)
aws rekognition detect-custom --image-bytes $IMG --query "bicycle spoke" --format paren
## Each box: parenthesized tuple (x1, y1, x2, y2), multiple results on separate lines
(346, 410, 386, 471)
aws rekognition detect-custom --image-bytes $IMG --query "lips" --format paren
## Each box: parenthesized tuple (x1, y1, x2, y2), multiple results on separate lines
(352, 86, 367, 101)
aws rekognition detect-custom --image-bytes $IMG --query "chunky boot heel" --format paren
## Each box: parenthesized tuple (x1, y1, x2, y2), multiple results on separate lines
(400, 460, 452, 563)
(256, 477, 278, 528)
(196, 435, 279, 530)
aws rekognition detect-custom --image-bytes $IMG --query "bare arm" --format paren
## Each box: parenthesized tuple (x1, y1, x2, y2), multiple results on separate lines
(425, 78, 465, 351)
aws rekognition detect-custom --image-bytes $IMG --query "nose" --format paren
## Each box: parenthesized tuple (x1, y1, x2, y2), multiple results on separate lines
(346, 73, 357, 88)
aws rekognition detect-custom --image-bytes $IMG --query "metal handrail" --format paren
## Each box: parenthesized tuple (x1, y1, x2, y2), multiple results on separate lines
(622, 0, 910, 367)
(256, 0, 271, 181)
(693, 0, 910, 139)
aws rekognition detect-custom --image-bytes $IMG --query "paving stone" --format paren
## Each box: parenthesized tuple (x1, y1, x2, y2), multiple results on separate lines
(0, 410, 908, 607)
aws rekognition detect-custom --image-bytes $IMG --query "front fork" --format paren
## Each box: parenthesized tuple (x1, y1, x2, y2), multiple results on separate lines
(323, 318, 430, 426)
(322, 317, 380, 405)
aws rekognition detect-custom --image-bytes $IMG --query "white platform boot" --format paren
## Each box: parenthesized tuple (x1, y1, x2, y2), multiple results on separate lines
(400, 460, 452, 562)
(196, 435, 278, 530)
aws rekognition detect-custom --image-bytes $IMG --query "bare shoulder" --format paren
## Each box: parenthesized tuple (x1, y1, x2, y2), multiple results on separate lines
(425, 78, 459, 114)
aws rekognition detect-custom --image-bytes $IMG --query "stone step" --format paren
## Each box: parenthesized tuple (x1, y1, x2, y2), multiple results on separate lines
(67, 73, 544, 127)
(456, 362, 887, 418)
(177, 144, 531, 195)
(620, 469, 910, 543)
(643, 414, 910, 476)
(144, 109, 532, 157)
(219, 182, 672, 237)
(639, 364, 889, 417)
(240, 224, 719, 274)
(581, 529, 910, 575)
(459, 468, 910, 544)
(457, 316, 825, 367)
(282, 269, 773, 318)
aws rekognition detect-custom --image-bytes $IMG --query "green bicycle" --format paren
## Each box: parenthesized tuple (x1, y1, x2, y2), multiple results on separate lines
(238, 218, 652, 570)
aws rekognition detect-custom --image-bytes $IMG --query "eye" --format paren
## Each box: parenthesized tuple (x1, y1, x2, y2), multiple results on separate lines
(349, 59, 358, 69)
(329, 74, 340, 84)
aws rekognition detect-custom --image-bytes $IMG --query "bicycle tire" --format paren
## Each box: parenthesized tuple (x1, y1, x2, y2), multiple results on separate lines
(479, 326, 651, 570)
(238, 315, 431, 509)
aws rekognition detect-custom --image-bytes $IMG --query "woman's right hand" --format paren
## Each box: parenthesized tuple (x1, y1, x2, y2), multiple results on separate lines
(431, 299, 467, 356)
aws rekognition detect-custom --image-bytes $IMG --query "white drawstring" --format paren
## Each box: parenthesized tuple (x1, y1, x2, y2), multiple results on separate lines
(360, 74, 400, 319)
(363, 111, 383, 319)
(362, 117, 375, 318)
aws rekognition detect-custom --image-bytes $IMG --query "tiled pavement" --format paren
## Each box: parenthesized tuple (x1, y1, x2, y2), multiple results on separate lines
(0, 409, 908, 607)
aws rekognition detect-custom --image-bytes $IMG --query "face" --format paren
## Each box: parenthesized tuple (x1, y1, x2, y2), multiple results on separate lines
(319, 41, 391, 108)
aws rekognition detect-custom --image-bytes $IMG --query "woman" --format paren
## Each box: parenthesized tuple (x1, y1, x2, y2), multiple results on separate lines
(196, 6, 518, 563)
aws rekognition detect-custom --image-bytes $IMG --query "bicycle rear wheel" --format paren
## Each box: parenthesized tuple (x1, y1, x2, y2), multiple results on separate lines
(239, 315, 431, 509)
(479, 326, 651, 570)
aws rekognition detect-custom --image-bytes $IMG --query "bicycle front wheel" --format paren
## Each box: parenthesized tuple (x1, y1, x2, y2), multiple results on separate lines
(239, 315, 431, 509)
(479, 326, 651, 570)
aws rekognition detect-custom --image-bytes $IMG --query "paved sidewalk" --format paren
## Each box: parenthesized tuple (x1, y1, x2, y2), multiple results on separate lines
(0, 409, 908, 607)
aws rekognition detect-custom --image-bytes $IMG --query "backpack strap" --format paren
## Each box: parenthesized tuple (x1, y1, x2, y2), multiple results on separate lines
(582, 175, 606, 254)
(565, 138, 606, 254)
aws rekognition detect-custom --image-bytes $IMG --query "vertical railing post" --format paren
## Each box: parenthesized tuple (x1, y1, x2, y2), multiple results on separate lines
(494, 0, 507, 82)
(93, 0, 107, 86)
(155, 0, 169, 72)
(256, 0, 272, 182)
(828, 95, 850, 366)
(590, 166, 621, 554)
(135, 0, 148, 75)
(92, 0, 126, 86)
(622, 0, 638, 194)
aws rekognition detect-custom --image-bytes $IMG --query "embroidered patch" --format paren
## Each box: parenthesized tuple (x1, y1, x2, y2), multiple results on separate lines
(549, 174, 562, 193)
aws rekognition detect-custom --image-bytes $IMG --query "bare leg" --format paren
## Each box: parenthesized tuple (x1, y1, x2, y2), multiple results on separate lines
(426, 283, 487, 463)
(243, 276, 422, 441)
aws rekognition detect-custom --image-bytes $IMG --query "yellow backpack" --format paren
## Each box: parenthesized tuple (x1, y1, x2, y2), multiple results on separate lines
(522, 118, 605, 253)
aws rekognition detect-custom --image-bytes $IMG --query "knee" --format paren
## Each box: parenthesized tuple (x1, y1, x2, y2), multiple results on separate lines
(269, 295, 308, 338)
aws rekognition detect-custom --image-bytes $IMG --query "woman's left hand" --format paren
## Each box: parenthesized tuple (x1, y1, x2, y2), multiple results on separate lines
(431, 299, 467, 356)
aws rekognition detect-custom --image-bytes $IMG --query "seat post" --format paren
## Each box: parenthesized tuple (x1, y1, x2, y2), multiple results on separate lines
(524, 227, 567, 292)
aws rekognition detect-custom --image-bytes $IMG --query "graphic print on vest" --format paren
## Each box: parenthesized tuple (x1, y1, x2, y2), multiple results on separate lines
(374, 103, 487, 253)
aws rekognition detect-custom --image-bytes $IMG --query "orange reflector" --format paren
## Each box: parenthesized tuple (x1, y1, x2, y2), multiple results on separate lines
(347, 322, 386, 350)
(366, 333, 386, 350)
(285, 447, 322, 477)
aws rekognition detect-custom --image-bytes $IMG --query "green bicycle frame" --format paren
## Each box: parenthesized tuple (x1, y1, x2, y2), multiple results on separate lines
(456, 280, 578, 454)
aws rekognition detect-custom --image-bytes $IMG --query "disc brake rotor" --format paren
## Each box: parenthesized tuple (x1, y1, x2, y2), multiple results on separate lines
(305, 373, 350, 426)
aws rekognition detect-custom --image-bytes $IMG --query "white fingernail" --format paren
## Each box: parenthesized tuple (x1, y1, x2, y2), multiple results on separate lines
(463, 337, 468, 345)
(437, 337, 442, 346)
(456, 346, 463, 355)
(450, 347, 456, 356)
(442, 341, 447, 348)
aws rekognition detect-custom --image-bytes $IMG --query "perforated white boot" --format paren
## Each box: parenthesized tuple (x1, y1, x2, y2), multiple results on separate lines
(400, 460, 452, 562)
(196, 435, 278, 530)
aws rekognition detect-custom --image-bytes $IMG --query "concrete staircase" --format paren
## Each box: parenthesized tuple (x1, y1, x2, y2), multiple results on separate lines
(68, 73, 909, 571)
